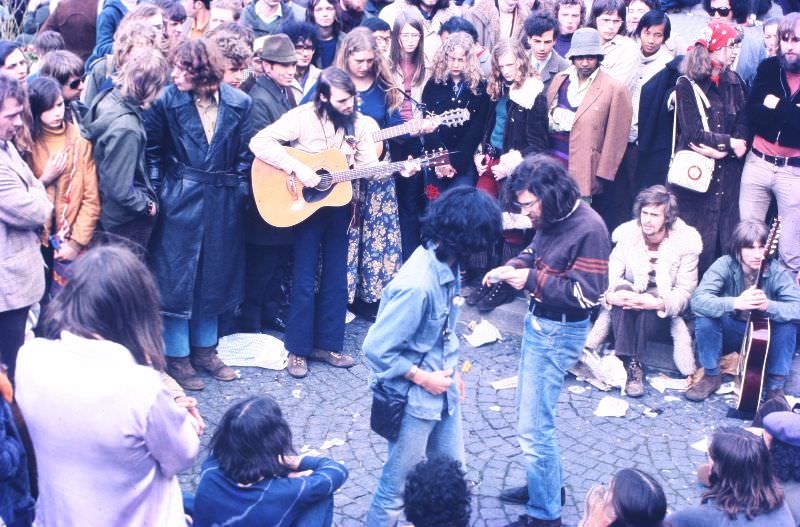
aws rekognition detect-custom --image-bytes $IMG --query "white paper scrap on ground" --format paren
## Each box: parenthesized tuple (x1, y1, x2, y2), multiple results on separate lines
(643, 408, 660, 418)
(664, 395, 681, 402)
(648, 374, 690, 393)
(489, 405, 502, 412)
(291, 389, 302, 399)
(594, 396, 629, 417)
(691, 437, 710, 452)
(716, 381, 736, 395)
(580, 349, 627, 389)
(345, 310, 356, 324)
(568, 385, 588, 395)
(217, 333, 288, 370)
(320, 438, 346, 450)
(491, 376, 518, 390)
(785, 395, 800, 409)
(465, 319, 503, 347)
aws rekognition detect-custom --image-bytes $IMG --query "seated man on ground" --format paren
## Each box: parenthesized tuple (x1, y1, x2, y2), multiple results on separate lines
(687, 219, 800, 402)
(404, 455, 471, 527)
(585, 185, 701, 396)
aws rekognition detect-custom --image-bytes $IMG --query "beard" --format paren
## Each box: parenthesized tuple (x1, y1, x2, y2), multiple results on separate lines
(779, 53, 800, 73)
(323, 101, 357, 131)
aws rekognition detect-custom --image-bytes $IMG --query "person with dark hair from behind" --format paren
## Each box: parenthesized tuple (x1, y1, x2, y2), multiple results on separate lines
(763, 411, 800, 526)
(404, 455, 471, 527)
(0, 367, 34, 527)
(486, 154, 610, 527)
(193, 395, 348, 526)
(365, 186, 502, 526)
(29, 31, 65, 75)
(667, 427, 794, 527)
(687, 219, 800, 402)
(15, 245, 201, 526)
(523, 11, 570, 90)
(579, 468, 667, 527)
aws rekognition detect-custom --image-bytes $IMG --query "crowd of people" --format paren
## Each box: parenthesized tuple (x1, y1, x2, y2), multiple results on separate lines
(1, 0, 800, 524)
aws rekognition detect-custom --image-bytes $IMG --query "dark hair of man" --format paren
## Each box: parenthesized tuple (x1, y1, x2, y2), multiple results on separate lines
(0, 74, 26, 107)
(0, 40, 22, 67)
(38, 50, 84, 86)
(702, 0, 750, 23)
(404, 455, 471, 527)
(505, 154, 580, 229)
(314, 66, 356, 117)
(634, 9, 671, 40)
(173, 38, 225, 96)
(209, 395, 295, 484)
(40, 246, 166, 371)
(607, 468, 667, 527)
(33, 30, 66, 56)
(197, 0, 211, 10)
(632, 185, 678, 229)
(361, 16, 391, 32)
(407, 0, 450, 16)
(208, 21, 254, 48)
(703, 426, 784, 520)
(752, 395, 790, 428)
(523, 11, 559, 38)
(771, 439, 800, 483)
(28, 76, 63, 141)
(420, 186, 502, 264)
(589, 0, 627, 31)
(152, 0, 188, 22)
(438, 16, 479, 42)
(281, 20, 320, 49)
(554, 0, 586, 23)
(306, 0, 343, 37)
(727, 219, 769, 261)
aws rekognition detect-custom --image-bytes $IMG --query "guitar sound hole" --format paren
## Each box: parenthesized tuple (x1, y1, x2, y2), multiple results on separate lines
(303, 170, 334, 203)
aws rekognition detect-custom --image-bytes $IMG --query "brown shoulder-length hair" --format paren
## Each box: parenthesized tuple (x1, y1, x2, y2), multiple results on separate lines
(487, 38, 534, 101)
(306, 0, 342, 36)
(173, 38, 225, 97)
(335, 27, 402, 111)
(633, 184, 679, 229)
(703, 427, 784, 520)
(391, 12, 427, 88)
(430, 32, 482, 95)
(681, 43, 714, 81)
(116, 47, 170, 106)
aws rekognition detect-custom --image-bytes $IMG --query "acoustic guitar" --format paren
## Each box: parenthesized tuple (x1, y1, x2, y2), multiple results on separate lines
(252, 147, 450, 227)
(734, 217, 781, 414)
(371, 108, 470, 157)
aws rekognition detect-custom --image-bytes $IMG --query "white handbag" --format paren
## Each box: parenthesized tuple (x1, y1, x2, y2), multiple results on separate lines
(667, 77, 715, 193)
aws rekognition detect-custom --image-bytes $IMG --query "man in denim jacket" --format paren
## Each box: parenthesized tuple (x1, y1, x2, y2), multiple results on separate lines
(364, 186, 502, 527)
(687, 219, 800, 402)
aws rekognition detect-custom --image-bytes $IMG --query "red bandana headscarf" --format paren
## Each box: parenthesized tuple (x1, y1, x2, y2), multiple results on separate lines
(693, 22, 736, 85)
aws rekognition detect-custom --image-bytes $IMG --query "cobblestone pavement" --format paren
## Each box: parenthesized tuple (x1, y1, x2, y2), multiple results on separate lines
(179, 299, 800, 527)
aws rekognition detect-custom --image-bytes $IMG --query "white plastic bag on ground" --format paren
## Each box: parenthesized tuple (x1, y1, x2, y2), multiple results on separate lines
(217, 333, 288, 370)
(580, 349, 627, 389)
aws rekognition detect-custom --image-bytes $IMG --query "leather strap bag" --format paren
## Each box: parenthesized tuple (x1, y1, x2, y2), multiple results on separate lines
(667, 77, 715, 193)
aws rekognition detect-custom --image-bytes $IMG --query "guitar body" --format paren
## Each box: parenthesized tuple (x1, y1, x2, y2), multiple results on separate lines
(475, 156, 500, 197)
(252, 148, 353, 228)
(735, 315, 771, 414)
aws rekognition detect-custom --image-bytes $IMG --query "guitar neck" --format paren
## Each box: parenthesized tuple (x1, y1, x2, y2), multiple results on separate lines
(371, 121, 419, 143)
(330, 160, 416, 183)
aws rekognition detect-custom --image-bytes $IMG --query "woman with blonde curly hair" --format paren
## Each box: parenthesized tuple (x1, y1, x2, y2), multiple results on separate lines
(422, 32, 491, 191)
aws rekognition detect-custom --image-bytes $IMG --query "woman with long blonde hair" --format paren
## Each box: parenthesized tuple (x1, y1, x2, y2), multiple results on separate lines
(421, 32, 491, 191)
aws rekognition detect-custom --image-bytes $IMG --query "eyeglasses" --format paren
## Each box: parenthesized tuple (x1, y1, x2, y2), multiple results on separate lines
(68, 76, 85, 90)
(514, 197, 540, 210)
(708, 6, 731, 16)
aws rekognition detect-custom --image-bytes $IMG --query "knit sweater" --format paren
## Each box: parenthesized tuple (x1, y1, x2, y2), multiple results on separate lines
(506, 200, 610, 311)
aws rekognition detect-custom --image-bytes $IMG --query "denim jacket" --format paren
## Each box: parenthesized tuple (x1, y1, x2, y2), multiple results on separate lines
(363, 244, 461, 421)
(691, 255, 800, 323)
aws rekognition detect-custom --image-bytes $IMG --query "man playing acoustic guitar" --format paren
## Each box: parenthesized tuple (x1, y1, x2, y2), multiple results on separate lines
(687, 220, 800, 402)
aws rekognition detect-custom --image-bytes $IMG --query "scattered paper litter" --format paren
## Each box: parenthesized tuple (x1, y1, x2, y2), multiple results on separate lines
(716, 381, 736, 395)
(785, 395, 800, 410)
(300, 444, 311, 453)
(664, 395, 681, 402)
(291, 389, 302, 399)
(489, 405, 502, 412)
(594, 396, 629, 418)
(568, 385, 588, 395)
(464, 319, 503, 347)
(320, 438, 346, 450)
(580, 349, 626, 389)
(345, 311, 356, 324)
(691, 438, 709, 452)
(217, 333, 288, 370)
(643, 408, 663, 418)
(649, 374, 690, 393)
(491, 376, 517, 390)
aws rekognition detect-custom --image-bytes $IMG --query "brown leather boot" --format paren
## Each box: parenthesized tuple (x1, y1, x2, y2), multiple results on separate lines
(190, 346, 237, 381)
(166, 356, 205, 391)
(685, 374, 721, 402)
(309, 349, 355, 368)
(625, 359, 646, 398)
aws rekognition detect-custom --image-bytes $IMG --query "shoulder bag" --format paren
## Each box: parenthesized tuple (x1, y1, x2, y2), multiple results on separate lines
(667, 77, 715, 193)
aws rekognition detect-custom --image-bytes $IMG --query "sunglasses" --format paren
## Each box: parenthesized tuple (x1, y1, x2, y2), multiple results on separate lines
(68, 76, 85, 90)
(708, 6, 731, 16)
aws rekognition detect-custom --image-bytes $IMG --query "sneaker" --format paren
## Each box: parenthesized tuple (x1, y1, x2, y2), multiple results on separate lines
(190, 346, 237, 381)
(625, 360, 645, 398)
(309, 349, 355, 368)
(685, 374, 721, 402)
(286, 353, 308, 378)
(166, 356, 205, 391)
(466, 284, 490, 306)
(477, 282, 518, 312)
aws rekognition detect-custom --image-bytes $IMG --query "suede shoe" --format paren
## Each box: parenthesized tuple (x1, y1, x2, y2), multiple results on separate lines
(477, 282, 518, 312)
(625, 359, 645, 398)
(466, 284, 490, 306)
(190, 346, 237, 381)
(286, 353, 308, 378)
(685, 374, 721, 402)
(499, 486, 566, 506)
(166, 356, 205, 391)
(310, 349, 356, 368)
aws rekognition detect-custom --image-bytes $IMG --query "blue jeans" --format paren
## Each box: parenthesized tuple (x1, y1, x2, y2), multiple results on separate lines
(366, 402, 464, 527)
(517, 313, 589, 520)
(695, 315, 796, 390)
(163, 315, 218, 358)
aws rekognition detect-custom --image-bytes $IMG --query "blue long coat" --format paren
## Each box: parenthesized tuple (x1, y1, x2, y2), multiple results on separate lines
(145, 83, 253, 318)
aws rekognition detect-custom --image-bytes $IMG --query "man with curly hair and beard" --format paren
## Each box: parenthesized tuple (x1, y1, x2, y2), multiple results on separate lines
(364, 186, 502, 527)
(404, 455, 471, 527)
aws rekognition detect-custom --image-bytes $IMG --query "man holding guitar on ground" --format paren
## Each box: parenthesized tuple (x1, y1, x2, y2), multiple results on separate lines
(687, 220, 800, 404)
(249, 67, 427, 379)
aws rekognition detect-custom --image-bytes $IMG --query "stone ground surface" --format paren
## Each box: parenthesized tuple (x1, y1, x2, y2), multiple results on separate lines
(179, 294, 800, 527)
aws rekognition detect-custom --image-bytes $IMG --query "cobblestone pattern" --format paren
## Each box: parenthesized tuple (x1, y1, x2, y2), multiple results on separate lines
(179, 317, 797, 526)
